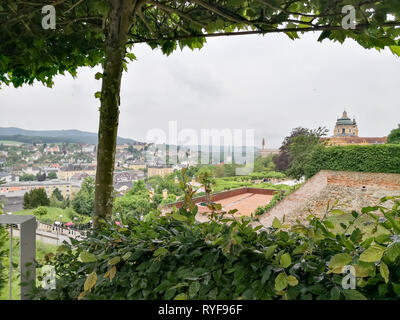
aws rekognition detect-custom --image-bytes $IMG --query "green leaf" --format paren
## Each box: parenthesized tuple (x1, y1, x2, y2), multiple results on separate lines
(94, 72, 103, 80)
(264, 245, 277, 260)
(261, 266, 272, 285)
(189, 281, 200, 298)
(328, 253, 352, 273)
(390, 46, 400, 57)
(172, 212, 188, 222)
(84, 272, 97, 292)
(126, 52, 137, 61)
(272, 217, 282, 229)
(330, 209, 345, 216)
(385, 242, 400, 263)
(79, 251, 97, 263)
(108, 256, 121, 266)
(287, 275, 298, 287)
(330, 287, 341, 300)
(318, 30, 332, 42)
(359, 244, 385, 263)
(392, 283, 400, 296)
(280, 253, 292, 268)
(292, 243, 308, 255)
(350, 228, 362, 243)
(122, 252, 132, 260)
(174, 293, 187, 300)
(154, 247, 168, 257)
(94, 91, 101, 99)
(323, 220, 335, 229)
(353, 261, 375, 278)
(274, 273, 288, 291)
(343, 289, 368, 300)
(380, 262, 389, 284)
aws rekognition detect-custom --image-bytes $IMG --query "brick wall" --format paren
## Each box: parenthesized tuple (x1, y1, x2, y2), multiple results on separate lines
(258, 170, 400, 227)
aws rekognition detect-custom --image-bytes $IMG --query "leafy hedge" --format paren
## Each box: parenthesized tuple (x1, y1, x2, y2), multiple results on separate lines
(304, 144, 400, 178)
(254, 187, 298, 216)
(31, 197, 400, 300)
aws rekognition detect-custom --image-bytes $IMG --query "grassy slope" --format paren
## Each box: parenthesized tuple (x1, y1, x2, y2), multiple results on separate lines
(16, 207, 91, 224)
(0, 141, 23, 146)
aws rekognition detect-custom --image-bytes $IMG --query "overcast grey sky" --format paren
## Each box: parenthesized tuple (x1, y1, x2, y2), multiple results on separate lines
(0, 32, 399, 148)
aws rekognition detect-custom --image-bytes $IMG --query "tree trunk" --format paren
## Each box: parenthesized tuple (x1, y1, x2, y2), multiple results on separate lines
(94, 0, 136, 228)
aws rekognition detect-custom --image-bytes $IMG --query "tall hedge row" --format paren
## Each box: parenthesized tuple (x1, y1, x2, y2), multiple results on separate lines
(305, 144, 400, 178)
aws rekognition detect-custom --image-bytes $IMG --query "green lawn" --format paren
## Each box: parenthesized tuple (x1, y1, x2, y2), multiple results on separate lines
(15, 207, 91, 225)
(213, 178, 294, 193)
(0, 141, 24, 146)
(0, 237, 57, 300)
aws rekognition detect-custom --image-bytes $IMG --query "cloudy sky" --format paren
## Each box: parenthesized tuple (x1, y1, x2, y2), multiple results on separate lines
(0, 32, 399, 148)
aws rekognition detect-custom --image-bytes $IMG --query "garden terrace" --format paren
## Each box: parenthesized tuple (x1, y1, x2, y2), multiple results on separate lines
(161, 187, 277, 221)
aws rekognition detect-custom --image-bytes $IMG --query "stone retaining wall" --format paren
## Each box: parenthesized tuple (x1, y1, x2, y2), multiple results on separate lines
(259, 170, 400, 227)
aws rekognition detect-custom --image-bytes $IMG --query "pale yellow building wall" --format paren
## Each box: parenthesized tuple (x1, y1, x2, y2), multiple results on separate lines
(147, 167, 174, 178)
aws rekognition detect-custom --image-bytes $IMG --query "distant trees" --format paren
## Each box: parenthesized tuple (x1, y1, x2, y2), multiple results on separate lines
(254, 154, 275, 172)
(285, 127, 328, 180)
(49, 188, 66, 208)
(146, 174, 183, 196)
(160, 194, 177, 206)
(127, 145, 142, 159)
(20, 172, 57, 181)
(33, 206, 48, 218)
(273, 127, 313, 172)
(47, 172, 58, 180)
(52, 188, 64, 201)
(196, 167, 216, 204)
(23, 188, 50, 209)
(72, 177, 95, 216)
(114, 180, 152, 217)
(36, 172, 47, 182)
(273, 127, 328, 180)
(388, 124, 400, 144)
(20, 173, 37, 181)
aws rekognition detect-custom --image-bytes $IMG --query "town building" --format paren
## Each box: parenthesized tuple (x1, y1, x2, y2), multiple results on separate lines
(259, 138, 279, 158)
(127, 162, 146, 170)
(58, 164, 96, 181)
(333, 110, 359, 137)
(147, 165, 174, 178)
(0, 180, 81, 200)
(323, 111, 387, 146)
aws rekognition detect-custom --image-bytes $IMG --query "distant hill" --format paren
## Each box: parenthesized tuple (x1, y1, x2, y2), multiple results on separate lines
(0, 127, 138, 145)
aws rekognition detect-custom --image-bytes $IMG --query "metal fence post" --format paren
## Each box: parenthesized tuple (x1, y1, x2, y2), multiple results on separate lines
(0, 215, 36, 300)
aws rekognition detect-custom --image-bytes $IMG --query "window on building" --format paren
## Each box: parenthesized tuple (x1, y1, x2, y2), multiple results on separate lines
(342, 128, 345, 134)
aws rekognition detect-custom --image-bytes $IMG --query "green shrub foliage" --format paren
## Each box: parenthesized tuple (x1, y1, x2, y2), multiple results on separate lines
(0, 227, 6, 292)
(305, 145, 400, 178)
(23, 188, 50, 209)
(0, 205, 7, 291)
(31, 195, 400, 300)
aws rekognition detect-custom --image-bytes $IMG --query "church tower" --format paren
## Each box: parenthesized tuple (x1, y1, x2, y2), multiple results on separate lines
(334, 110, 359, 137)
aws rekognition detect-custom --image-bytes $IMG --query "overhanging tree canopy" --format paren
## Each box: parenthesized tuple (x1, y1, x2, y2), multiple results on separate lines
(1, 0, 399, 227)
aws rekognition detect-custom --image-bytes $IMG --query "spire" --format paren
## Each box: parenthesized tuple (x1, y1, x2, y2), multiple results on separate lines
(342, 110, 348, 118)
